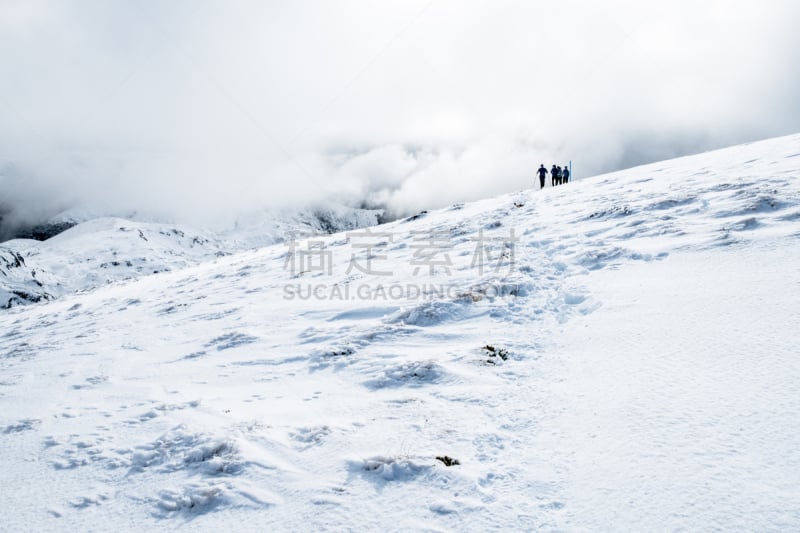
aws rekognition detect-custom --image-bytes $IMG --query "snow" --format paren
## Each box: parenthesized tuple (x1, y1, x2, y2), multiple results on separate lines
(551, 244, 800, 530)
(1, 133, 799, 531)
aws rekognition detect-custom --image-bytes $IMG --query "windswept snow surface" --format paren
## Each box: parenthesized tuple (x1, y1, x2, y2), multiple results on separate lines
(1, 134, 800, 531)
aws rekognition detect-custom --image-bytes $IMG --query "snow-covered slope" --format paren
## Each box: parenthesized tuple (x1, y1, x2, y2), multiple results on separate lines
(0, 205, 383, 309)
(1, 134, 799, 531)
(0, 245, 59, 308)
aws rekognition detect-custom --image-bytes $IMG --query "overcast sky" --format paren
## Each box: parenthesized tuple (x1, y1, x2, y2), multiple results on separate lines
(2, 0, 799, 227)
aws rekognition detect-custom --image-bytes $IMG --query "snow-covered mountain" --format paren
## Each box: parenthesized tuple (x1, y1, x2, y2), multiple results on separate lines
(0, 204, 383, 309)
(1, 134, 799, 531)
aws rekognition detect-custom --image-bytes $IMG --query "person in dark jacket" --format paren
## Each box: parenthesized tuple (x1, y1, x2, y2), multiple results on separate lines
(562, 165, 570, 184)
(551, 165, 558, 187)
(537, 164, 548, 189)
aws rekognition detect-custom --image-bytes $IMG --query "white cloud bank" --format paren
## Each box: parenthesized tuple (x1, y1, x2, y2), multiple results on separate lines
(2, 0, 799, 228)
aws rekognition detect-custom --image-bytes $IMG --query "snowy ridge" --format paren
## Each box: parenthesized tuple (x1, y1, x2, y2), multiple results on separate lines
(0, 245, 58, 308)
(0, 205, 383, 309)
(1, 134, 799, 531)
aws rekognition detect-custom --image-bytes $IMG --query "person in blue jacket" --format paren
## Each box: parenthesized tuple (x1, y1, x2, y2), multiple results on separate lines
(537, 164, 548, 189)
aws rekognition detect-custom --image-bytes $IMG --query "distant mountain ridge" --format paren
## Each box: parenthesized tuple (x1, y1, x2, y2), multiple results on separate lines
(0, 204, 384, 309)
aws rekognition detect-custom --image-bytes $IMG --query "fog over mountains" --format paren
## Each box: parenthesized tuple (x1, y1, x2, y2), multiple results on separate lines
(3, 1, 800, 240)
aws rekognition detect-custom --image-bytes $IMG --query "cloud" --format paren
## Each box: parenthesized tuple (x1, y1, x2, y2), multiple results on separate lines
(1, 0, 799, 233)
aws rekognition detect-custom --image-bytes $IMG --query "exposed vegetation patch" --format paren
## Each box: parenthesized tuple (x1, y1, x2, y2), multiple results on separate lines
(435, 455, 460, 467)
(482, 344, 509, 364)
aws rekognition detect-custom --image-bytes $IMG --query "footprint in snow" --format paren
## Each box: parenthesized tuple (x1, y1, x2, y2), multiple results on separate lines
(3, 418, 42, 434)
(363, 360, 448, 389)
(205, 332, 259, 351)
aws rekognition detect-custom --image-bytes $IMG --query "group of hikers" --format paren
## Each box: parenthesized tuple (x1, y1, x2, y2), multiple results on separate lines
(536, 164, 570, 189)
